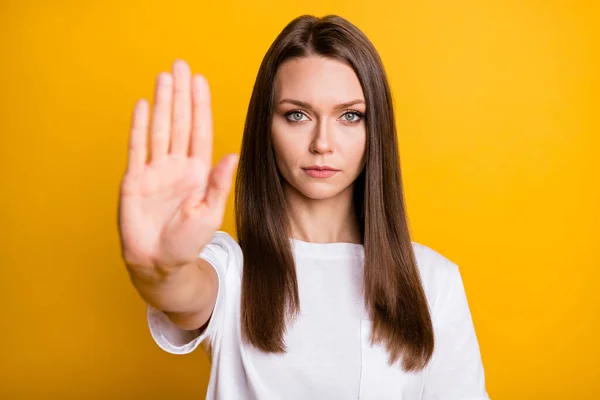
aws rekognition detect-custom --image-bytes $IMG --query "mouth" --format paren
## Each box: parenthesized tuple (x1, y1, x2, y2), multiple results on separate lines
(302, 165, 339, 178)
(302, 165, 340, 171)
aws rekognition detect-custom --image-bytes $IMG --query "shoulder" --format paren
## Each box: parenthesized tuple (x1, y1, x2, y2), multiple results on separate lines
(199, 231, 244, 275)
(411, 241, 464, 324)
(411, 241, 459, 279)
(210, 230, 242, 251)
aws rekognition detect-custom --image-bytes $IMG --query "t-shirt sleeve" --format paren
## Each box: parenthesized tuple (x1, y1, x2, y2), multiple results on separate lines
(146, 231, 235, 355)
(421, 265, 490, 400)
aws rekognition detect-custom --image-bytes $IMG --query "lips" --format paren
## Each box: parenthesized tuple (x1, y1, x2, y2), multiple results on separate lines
(302, 165, 339, 178)
(302, 165, 339, 171)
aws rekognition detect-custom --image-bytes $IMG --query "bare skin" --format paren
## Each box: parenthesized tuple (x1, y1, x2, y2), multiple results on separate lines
(118, 56, 367, 333)
(271, 56, 367, 244)
(118, 59, 237, 331)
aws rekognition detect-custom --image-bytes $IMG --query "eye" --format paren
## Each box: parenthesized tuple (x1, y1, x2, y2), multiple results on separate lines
(285, 111, 309, 123)
(341, 111, 363, 123)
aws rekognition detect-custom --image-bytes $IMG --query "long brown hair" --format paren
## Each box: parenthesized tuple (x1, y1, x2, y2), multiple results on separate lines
(235, 14, 434, 372)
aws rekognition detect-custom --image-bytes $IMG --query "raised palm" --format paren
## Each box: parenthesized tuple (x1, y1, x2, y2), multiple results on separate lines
(118, 60, 238, 276)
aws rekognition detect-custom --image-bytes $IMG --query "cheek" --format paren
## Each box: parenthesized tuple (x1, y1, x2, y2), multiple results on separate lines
(343, 134, 367, 168)
(271, 120, 313, 164)
(271, 125, 297, 169)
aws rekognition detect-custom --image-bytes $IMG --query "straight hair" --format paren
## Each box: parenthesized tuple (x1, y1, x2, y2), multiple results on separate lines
(235, 14, 434, 371)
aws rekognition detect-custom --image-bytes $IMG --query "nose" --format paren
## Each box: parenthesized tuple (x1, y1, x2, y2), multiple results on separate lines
(309, 120, 334, 155)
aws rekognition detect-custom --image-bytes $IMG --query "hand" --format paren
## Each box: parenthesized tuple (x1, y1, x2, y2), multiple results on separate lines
(118, 59, 238, 277)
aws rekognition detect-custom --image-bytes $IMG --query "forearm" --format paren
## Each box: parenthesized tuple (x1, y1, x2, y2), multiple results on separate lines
(127, 259, 216, 329)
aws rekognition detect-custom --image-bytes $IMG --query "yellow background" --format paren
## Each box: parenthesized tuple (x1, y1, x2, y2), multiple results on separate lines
(1, 0, 598, 398)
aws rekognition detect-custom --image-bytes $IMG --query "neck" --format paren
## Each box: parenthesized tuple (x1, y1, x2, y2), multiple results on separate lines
(283, 183, 361, 244)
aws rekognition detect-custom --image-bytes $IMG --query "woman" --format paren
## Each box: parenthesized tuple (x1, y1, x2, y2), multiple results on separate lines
(118, 14, 490, 400)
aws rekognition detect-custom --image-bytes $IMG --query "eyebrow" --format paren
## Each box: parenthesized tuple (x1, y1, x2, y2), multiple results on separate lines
(277, 98, 366, 110)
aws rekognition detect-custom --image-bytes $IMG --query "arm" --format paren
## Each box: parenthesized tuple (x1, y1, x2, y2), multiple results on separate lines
(128, 258, 218, 331)
(144, 230, 236, 353)
(421, 265, 490, 399)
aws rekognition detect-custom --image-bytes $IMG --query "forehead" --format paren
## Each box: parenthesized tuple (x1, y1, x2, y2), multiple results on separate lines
(273, 56, 365, 105)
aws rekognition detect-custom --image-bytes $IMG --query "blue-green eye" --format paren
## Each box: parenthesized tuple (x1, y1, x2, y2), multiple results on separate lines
(341, 111, 363, 123)
(284, 110, 363, 124)
(286, 111, 308, 122)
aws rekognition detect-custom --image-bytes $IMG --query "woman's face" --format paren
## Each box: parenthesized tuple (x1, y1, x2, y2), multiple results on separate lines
(271, 56, 367, 201)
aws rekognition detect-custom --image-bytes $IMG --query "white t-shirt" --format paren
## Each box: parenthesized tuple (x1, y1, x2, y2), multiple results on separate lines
(147, 231, 490, 400)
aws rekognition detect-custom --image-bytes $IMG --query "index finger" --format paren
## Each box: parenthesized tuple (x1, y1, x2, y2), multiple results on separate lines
(190, 74, 213, 167)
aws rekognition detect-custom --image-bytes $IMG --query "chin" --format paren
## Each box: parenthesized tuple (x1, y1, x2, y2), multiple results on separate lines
(299, 188, 340, 200)
(290, 180, 350, 201)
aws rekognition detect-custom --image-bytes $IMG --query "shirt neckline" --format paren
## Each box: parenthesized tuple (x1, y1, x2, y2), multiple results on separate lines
(289, 238, 365, 259)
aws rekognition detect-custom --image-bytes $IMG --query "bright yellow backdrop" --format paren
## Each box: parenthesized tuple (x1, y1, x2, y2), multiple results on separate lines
(1, 0, 598, 398)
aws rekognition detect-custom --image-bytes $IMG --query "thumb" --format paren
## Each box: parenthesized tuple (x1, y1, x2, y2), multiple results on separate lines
(205, 154, 239, 210)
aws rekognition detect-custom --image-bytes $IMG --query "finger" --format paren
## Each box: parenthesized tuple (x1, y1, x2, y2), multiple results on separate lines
(190, 74, 213, 166)
(181, 154, 238, 217)
(127, 98, 149, 175)
(170, 60, 192, 156)
(150, 72, 173, 164)
(205, 154, 239, 210)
